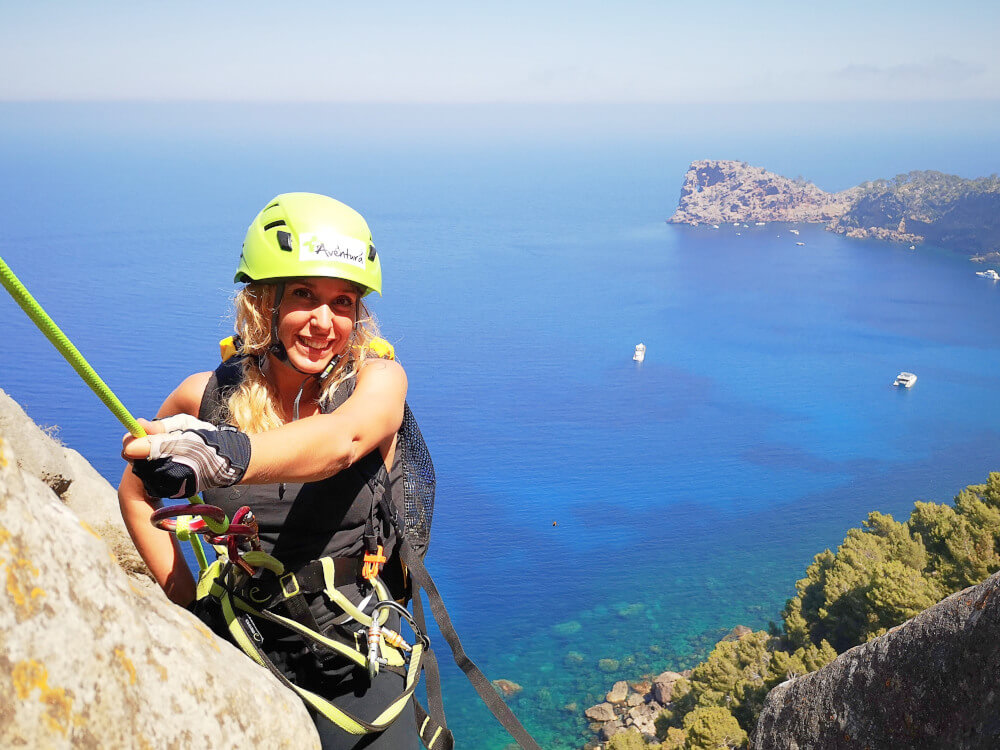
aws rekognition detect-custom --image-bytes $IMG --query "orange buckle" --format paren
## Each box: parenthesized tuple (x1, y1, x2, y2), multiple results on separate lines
(362, 545, 387, 581)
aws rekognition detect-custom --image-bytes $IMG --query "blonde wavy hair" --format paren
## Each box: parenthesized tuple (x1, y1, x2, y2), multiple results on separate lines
(224, 282, 382, 433)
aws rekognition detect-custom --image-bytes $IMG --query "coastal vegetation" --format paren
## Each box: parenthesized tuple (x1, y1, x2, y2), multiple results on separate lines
(595, 471, 1000, 749)
(830, 170, 1000, 253)
(670, 161, 1000, 255)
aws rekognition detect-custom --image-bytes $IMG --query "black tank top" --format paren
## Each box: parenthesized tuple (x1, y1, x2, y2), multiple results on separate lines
(198, 359, 405, 600)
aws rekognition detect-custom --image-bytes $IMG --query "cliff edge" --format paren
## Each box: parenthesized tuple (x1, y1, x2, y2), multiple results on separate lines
(0, 388, 320, 749)
(751, 569, 1000, 749)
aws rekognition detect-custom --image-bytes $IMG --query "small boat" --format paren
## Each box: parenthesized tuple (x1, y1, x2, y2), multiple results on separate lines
(733, 222, 740, 227)
(894, 372, 917, 388)
(789, 229, 800, 235)
(712, 224, 720, 229)
(795, 242, 805, 246)
(633, 343, 646, 363)
(742, 223, 749, 228)
(975, 269, 1000, 280)
(909, 245, 916, 250)
(755, 222, 766, 226)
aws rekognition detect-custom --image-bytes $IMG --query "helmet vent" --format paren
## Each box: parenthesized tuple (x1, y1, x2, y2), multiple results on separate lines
(276, 230, 294, 252)
(368, 245, 377, 261)
(263, 220, 287, 231)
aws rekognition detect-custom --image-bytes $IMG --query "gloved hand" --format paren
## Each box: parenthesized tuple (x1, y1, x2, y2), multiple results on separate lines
(129, 419, 251, 499)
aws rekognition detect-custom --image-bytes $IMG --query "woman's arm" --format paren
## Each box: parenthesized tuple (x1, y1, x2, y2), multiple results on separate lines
(118, 371, 211, 605)
(245, 358, 407, 483)
(122, 358, 407, 486)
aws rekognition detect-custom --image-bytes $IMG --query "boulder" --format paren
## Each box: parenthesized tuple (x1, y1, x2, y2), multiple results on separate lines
(625, 701, 661, 738)
(720, 624, 752, 642)
(752, 570, 1000, 749)
(652, 670, 684, 704)
(630, 679, 651, 695)
(0, 435, 320, 749)
(606, 680, 629, 704)
(492, 679, 523, 698)
(584, 702, 617, 722)
(599, 719, 626, 742)
(626, 692, 644, 707)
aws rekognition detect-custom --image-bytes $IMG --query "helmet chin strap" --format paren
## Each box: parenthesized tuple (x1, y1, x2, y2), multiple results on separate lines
(290, 352, 343, 421)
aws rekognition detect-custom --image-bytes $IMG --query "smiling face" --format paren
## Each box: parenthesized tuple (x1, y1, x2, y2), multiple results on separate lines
(275, 277, 359, 374)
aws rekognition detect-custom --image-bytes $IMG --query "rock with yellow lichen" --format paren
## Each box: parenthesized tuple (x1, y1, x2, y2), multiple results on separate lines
(0, 428, 320, 748)
(0, 387, 154, 587)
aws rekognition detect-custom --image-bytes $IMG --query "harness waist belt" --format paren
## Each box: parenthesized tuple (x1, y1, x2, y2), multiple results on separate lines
(294, 557, 362, 592)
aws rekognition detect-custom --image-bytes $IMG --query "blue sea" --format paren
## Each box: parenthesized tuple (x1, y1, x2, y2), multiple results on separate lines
(2, 102, 1000, 748)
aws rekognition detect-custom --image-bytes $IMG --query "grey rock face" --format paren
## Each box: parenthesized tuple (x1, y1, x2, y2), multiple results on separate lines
(0, 388, 153, 585)
(751, 571, 1000, 749)
(0, 435, 320, 749)
(0, 387, 73, 496)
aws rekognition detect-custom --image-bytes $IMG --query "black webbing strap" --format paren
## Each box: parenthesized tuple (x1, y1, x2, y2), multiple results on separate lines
(412, 588, 447, 724)
(380, 495, 541, 750)
(414, 700, 454, 750)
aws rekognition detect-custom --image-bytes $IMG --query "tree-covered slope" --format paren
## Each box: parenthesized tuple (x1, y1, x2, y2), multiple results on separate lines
(829, 170, 1000, 253)
(596, 472, 1000, 749)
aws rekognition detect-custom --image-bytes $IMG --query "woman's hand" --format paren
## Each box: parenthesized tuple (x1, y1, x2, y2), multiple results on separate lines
(122, 415, 252, 498)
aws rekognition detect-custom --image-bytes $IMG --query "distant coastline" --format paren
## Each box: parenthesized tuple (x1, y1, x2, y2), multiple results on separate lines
(669, 160, 1000, 256)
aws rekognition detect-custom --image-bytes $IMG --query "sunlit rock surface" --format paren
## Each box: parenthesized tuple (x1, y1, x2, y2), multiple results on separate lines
(751, 571, 1000, 749)
(0, 400, 320, 749)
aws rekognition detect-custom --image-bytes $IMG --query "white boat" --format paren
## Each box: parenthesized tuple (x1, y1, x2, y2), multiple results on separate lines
(733, 222, 740, 227)
(755, 222, 766, 226)
(894, 372, 917, 388)
(633, 343, 646, 362)
(975, 269, 1000, 280)
(712, 224, 720, 229)
(789, 229, 800, 235)
(795, 242, 805, 246)
(909, 245, 916, 250)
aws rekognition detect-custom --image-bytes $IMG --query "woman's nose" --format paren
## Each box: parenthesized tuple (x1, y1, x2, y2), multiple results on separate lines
(310, 304, 333, 329)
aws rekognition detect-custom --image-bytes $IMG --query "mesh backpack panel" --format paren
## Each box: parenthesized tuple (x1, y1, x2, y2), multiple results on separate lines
(398, 402, 435, 557)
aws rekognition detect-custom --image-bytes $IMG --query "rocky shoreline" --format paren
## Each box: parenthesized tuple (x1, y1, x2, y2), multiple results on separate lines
(583, 669, 688, 746)
(669, 160, 1000, 254)
(582, 626, 751, 748)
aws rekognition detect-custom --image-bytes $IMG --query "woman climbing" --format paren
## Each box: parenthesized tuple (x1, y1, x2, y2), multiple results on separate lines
(118, 192, 421, 749)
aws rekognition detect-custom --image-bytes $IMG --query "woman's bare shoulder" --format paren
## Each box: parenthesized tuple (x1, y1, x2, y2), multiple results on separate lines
(156, 371, 214, 418)
(357, 357, 407, 389)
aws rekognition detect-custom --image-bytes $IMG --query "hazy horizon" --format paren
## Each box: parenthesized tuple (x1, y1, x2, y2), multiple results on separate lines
(3, 2, 997, 104)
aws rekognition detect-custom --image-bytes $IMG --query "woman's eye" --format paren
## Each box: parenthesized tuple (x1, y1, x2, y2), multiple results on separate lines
(334, 296, 355, 308)
(292, 288, 314, 300)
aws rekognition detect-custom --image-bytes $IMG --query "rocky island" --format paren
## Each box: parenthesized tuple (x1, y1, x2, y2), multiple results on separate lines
(669, 160, 1000, 255)
(669, 160, 859, 226)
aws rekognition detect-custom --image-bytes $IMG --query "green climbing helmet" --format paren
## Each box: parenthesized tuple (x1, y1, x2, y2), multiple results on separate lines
(235, 192, 382, 296)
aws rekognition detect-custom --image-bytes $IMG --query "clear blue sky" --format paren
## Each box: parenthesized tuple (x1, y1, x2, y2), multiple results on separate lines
(1, 0, 997, 102)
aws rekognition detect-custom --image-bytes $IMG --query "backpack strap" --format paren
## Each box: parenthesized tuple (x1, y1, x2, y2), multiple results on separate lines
(377, 494, 542, 750)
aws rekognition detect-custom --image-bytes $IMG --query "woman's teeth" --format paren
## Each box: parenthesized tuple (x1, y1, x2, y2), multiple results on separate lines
(299, 337, 331, 352)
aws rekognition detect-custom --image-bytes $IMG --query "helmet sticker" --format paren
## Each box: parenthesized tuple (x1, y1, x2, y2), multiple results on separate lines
(298, 232, 368, 269)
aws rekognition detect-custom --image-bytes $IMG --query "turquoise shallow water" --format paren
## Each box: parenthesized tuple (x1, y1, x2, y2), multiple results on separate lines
(1, 103, 1000, 748)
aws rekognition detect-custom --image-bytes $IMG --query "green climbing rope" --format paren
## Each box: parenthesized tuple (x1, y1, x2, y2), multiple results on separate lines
(0, 254, 216, 569)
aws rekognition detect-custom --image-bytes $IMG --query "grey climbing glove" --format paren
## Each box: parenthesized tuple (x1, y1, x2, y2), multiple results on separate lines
(131, 418, 251, 499)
